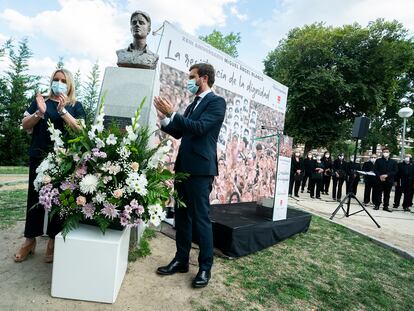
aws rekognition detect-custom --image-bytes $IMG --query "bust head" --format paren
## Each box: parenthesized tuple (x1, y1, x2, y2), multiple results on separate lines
(116, 10, 159, 69)
(130, 11, 151, 40)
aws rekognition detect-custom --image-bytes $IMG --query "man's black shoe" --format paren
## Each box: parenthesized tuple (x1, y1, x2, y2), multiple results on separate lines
(403, 207, 411, 212)
(373, 206, 379, 210)
(192, 270, 211, 288)
(383, 208, 392, 213)
(156, 259, 189, 275)
(393, 205, 399, 209)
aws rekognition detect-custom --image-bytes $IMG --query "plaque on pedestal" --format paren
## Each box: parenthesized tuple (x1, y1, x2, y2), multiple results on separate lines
(97, 67, 158, 135)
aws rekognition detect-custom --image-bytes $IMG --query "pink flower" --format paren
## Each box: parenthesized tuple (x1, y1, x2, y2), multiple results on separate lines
(60, 181, 77, 191)
(42, 175, 51, 184)
(76, 196, 87, 206)
(131, 162, 139, 172)
(75, 166, 87, 178)
(101, 202, 119, 220)
(130, 199, 139, 209)
(82, 203, 95, 219)
(113, 189, 123, 198)
(136, 204, 145, 215)
(120, 217, 129, 227)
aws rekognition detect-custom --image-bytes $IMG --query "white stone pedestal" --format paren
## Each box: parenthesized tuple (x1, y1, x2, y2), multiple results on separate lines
(51, 224, 131, 303)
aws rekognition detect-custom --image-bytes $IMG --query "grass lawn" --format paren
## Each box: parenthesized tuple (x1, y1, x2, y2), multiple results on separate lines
(194, 216, 414, 311)
(0, 189, 27, 229)
(0, 166, 29, 174)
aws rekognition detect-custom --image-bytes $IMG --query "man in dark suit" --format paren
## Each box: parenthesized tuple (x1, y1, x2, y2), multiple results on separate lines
(362, 154, 377, 205)
(393, 154, 413, 211)
(153, 63, 226, 288)
(373, 147, 398, 212)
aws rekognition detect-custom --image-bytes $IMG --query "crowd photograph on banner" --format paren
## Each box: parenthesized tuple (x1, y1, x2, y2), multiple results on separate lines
(157, 63, 287, 205)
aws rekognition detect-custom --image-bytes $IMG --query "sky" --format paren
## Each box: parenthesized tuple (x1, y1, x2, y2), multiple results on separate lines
(0, 0, 413, 86)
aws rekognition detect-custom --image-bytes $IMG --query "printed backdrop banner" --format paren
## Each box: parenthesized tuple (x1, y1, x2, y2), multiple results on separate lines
(155, 21, 290, 208)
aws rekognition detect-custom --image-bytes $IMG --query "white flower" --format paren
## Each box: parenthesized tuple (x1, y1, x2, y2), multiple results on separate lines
(150, 214, 162, 227)
(79, 174, 99, 194)
(108, 164, 121, 175)
(147, 145, 170, 168)
(118, 146, 131, 159)
(94, 123, 104, 133)
(88, 130, 96, 140)
(96, 114, 105, 125)
(73, 154, 80, 162)
(125, 125, 137, 142)
(125, 172, 148, 196)
(95, 137, 105, 149)
(93, 192, 106, 203)
(106, 134, 117, 145)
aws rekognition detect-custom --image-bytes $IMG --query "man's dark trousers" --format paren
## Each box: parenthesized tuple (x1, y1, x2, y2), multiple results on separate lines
(174, 175, 214, 271)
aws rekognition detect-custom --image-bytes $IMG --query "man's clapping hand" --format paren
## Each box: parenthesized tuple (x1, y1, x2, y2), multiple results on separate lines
(154, 96, 174, 117)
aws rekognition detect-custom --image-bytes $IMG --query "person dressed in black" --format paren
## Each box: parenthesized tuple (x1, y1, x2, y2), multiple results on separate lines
(373, 147, 398, 212)
(321, 151, 332, 195)
(346, 159, 361, 195)
(301, 152, 313, 193)
(393, 154, 413, 212)
(14, 69, 85, 263)
(289, 150, 304, 197)
(362, 154, 377, 205)
(332, 153, 347, 202)
(154, 63, 226, 288)
(309, 154, 324, 199)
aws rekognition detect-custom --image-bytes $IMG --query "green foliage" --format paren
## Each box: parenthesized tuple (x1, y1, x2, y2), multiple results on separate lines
(0, 38, 41, 165)
(128, 227, 156, 261)
(0, 189, 27, 229)
(264, 19, 414, 152)
(73, 69, 82, 102)
(200, 30, 241, 58)
(0, 166, 29, 174)
(82, 61, 100, 124)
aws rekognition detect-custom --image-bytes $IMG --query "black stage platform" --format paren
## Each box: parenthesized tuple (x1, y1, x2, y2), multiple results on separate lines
(210, 202, 312, 257)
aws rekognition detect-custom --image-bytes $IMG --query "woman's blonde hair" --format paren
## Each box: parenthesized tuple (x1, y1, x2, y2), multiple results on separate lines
(47, 68, 77, 105)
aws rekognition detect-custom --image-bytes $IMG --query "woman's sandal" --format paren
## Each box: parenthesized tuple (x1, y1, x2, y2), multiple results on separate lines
(14, 239, 36, 262)
(44, 239, 54, 263)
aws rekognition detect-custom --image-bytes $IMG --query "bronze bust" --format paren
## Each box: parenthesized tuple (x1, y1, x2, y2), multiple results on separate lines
(116, 11, 159, 69)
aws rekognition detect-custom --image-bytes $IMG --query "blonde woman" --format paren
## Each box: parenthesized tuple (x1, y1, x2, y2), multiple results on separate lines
(14, 68, 85, 263)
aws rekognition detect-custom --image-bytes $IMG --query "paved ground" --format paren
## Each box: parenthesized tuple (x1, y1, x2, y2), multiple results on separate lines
(288, 183, 414, 258)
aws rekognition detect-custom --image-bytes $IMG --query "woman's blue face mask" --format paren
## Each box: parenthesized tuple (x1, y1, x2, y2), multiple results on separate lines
(51, 81, 68, 95)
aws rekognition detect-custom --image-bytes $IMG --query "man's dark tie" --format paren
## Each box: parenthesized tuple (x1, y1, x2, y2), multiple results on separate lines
(185, 96, 201, 117)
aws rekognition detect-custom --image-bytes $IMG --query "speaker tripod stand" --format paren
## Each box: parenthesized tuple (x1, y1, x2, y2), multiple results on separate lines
(330, 137, 381, 228)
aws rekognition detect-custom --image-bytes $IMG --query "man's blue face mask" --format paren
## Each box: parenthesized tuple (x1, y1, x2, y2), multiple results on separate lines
(51, 81, 68, 95)
(187, 79, 199, 95)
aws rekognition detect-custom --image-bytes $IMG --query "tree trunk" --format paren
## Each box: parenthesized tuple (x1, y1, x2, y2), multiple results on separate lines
(372, 143, 377, 155)
(304, 141, 312, 155)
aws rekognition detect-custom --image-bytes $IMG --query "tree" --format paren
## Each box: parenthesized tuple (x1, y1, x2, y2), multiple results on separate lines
(0, 38, 41, 165)
(264, 20, 414, 155)
(56, 56, 64, 69)
(73, 69, 82, 102)
(82, 61, 100, 124)
(200, 30, 241, 57)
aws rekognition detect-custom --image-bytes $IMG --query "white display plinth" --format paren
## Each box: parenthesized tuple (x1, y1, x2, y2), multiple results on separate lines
(51, 224, 131, 303)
